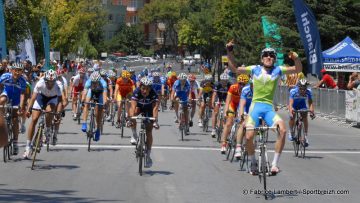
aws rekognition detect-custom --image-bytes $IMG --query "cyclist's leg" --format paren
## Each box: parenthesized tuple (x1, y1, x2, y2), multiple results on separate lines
(72, 91, 78, 115)
(212, 103, 219, 131)
(221, 102, 237, 143)
(246, 103, 261, 163)
(198, 95, 206, 126)
(0, 95, 8, 147)
(264, 104, 285, 172)
(174, 97, 179, 122)
(302, 112, 309, 145)
(116, 94, 122, 123)
(25, 98, 43, 157)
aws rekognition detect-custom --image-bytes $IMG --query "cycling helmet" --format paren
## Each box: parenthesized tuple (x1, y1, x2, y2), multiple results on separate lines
(261, 47, 277, 59)
(153, 72, 160, 77)
(100, 69, 107, 77)
(204, 74, 213, 81)
(44, 69, 57, 81)
(90, 71, 101, 82)
(171, 71, 177, 77)
(107, 70, 116, 78)
(298, 79, 309, 87)
(178, 73, 187, 80)
(204, 62, 212, 69)
(87, 68, 94, 73)
(220, 73, 229, 81)
(237, 74, 249, 83)
(12, 63, 24, 69)
(121, 70, 131, 79)
(188, 74, 196, 81)
(140, 77, 153, 86)
(78, 67, 86, 74)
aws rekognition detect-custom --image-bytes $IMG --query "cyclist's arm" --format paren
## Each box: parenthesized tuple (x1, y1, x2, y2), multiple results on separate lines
(198, 88, 203, 100)
(283, 52, 302, 74)
(81, 89, 88, 102)
(170, 88, 175, 101)
(289, 98, 294, 114)
(211, 91, 217, 108)
(152, 100, 159, 120)
(308, 99, 314, 113)
(226, 48, 248, 74)
(27, 92, 38, 113)
(19, 93, 25, 112)
(129, 100, 137, 117)
(114, 84, 119, 99)
(57, 95, 63, 113)
(102, 91, 108, 104)
(238, 99, 246, 119)
(224, 93, 232, 117)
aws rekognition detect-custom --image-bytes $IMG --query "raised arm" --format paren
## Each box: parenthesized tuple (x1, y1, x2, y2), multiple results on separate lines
(284, 52, 302, 74)
(226, 41, 248, 75)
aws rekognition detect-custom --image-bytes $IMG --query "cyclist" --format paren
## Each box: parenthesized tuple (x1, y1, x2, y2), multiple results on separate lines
(0, 63, 27, 155)
(220, 74, 248, 153)
(128, 77, 160, 168)
(198, 74, 214, 127)
(288, 79, 315, 147)
(152, 71, 163, 101)
(106, 70, 117, 121)
(100, 69, 113, 101)
(227, 42, 302, 174)
(171, 73, 191, 133)
(81, 72, 108, 141)
(129, 69, 137, 86)
(114, 70, 136, 143)
(211, 73, 232, 138)
(56, 69, 69, 111)
(71, 67, 87, 119)
(24, 70, 63, 159)
(234, 79, 253, 158)
(167, 72, 177, 98)
(188, 74, 199, 127)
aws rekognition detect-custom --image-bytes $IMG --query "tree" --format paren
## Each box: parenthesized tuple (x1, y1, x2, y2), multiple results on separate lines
(104, 25, 144, 54)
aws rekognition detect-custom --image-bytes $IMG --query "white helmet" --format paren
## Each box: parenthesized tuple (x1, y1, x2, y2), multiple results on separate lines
(90, 71, 101, 82)
(100, 69, 107, 77)
(261, 47, 277, 59)
(140, 77, 153, 86)
(298, 79, 309, 87)
(12, 63, 24, 69)
(178, 73, 187, 80)
(204, 74, 213, 81)
(220, 73, 229, 81)
(44, 69, 57, 81)
(153, 72, 161, 77)
(107, 70, 116, 78)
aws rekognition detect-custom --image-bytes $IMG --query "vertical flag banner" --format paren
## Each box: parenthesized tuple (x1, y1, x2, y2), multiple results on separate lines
(293, 0, 323, 76)
(261, 16, 284, 66)
(0, 0, 7, 60)
(41, 16, 50, 70)
(25, 33, 36, 65)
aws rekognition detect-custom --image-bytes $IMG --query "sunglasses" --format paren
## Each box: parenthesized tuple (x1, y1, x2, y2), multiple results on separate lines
(12, 68, 23, 72)
(238, 82, 246, 86)
(262, 52, 276, 58)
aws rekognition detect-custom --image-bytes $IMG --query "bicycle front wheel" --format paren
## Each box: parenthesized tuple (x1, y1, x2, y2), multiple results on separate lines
(31, 128, 43, 170)
(138, 131, 144, 176)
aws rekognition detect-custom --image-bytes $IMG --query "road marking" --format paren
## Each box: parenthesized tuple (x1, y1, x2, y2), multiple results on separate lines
(30, 144, 360, 154)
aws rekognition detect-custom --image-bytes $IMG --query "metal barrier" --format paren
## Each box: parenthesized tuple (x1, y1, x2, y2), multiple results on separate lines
(275, 86, 347, 122)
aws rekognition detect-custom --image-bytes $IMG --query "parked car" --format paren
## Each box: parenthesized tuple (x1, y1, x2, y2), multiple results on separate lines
(183, 56, 195, 66)
(143, 57, 158, 64)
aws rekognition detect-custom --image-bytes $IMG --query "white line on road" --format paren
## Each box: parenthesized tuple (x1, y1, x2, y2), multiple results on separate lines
(43, 144, 360, 154)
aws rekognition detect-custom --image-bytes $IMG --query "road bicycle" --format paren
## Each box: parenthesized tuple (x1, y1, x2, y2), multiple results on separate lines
(84, 101, 104, 152)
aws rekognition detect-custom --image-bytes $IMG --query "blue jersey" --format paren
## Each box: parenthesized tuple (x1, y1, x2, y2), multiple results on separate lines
(160, 76, 168, 90)
(84, 78, 108, 93)
(240, 84, 253, 114)
(131, 74, 137, 84)
(132, 87, 158, 114)
(289, 87, 312, 110)
(172, 80, 191, 102)
(152, 81, 162, 95)
(0, 73, 27, 105)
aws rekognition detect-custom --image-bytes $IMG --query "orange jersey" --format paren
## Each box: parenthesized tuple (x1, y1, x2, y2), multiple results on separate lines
(116, 78, 135, 97)
(167, 76, 177, 89)
(228, 83, 242, 105)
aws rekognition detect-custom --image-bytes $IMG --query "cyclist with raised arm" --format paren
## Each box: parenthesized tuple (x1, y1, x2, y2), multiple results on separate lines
(71, 67, 87, 119)
(128, 77, 160, 168)
(211, 73, 231, 138)
(24, 70, 63, 159)
(0, 63, 27, 155)
(81, 72, 108, 141)
(288, 79, 315, 147)
(234, 79, 253, 158)
(227, 41, 302, 175)
(114, 70, 136, 143)
(198, 74, 214, 127)
(188, 74, 199, 127)
(220, 74, 248, 153)
(171, 73, 191, 133)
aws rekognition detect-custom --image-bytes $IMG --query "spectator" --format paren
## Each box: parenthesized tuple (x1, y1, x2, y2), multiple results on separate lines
(314, 68, 338, 89)
(347, 72, 360, 90)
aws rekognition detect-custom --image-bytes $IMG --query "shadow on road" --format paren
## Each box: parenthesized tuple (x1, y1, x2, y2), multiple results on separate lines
(144, 170, 174, 176)
(90, 148, 120, 152)
(58, 132, 79, 135)
(33, 164, 80, 171)
(0, 187, 122, 202)
(50, 148, 79, 152)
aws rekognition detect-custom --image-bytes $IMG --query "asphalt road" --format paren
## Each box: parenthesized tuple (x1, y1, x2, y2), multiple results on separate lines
(1, 63, 360, 203)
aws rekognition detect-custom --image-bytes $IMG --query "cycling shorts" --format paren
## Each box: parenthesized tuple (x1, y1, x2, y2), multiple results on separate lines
(73, 85, 84, 97)
(116, 92, 133, 102)
(33, 94, 58, 110)
(246, 102, 282, 128)
(227, 102, 239, 117)
(86, 90, 104, 104)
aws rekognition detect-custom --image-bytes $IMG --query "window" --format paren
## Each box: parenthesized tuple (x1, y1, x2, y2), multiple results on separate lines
(102, 0, 107, 5)
(112, 0, 120, 5)
(129, 0, 137, 8)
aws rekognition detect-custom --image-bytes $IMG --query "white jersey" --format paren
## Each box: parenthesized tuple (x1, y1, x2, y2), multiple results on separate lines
(34, 78, 62, 97)
(58, 76, 68, 90)
(189, 80, 200, 94)
(72, 74, 87, 87)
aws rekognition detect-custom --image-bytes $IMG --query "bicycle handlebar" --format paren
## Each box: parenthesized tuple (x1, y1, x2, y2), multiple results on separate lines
(83, 102, 104, 106)
(246, 126, 278, 131)
(131, 116, 156, 121)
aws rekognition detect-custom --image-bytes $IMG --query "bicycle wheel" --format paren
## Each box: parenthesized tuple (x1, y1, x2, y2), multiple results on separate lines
(120, 104, 126, 138)
(31, 128, 43, 170)
(217, 117, 223, 143)
(240, 150, 248, 171)
(8, 128, 13, 159)
(3, 146, 7, 163)
(138, 131, 144, 176)
(46, 128, 51, 152)
(300, 123, 306, 158)
(260, 146, 268, 200)
(76, 100, 81, 125)
(179, 111, 184, 141)
(292, 126, 300, 157)
(226, 140, 232, 160)
(87, 112, 95, 152)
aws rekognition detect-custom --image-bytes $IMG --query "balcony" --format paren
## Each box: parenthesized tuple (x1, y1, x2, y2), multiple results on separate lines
(127, 6, 138, 12)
